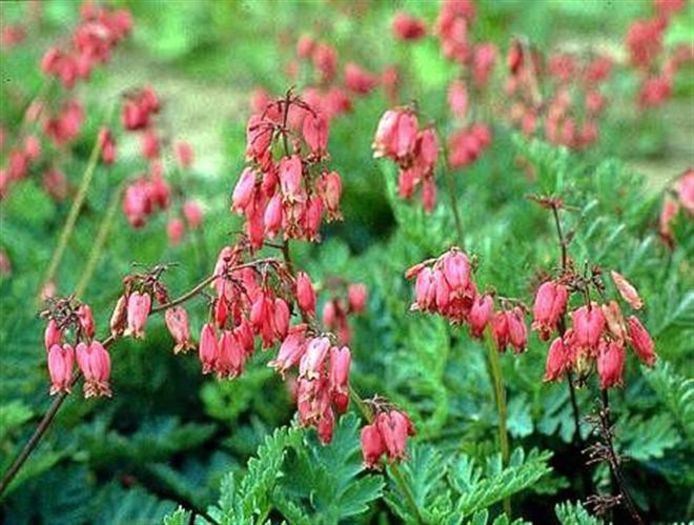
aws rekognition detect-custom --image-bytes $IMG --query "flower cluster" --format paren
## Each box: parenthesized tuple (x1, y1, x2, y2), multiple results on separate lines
(539, 269, 657, 390)
(373, 107, 439, 212)
(42, 297, 112, 398)
(40, 4, 131, 89)
(407, 248, 528, 352)
(232, 93, 343, 249)
(1, 4, 131, 202)
(625, 0, 691, 109)
(659, 168, 693, 247)
(360, 404, 416, 469)
(505, 41, 612, 150)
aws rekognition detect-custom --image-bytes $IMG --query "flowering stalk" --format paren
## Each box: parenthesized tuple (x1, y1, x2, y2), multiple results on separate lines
(348, 387, 423, 524)
(485, 328, 511, 517)
(440, 140, 464, 247)
(585, 391, 644, 525)
(75, 182, 124, 298)
(38, 101, 116, 302)
(0, 260, 274, 496)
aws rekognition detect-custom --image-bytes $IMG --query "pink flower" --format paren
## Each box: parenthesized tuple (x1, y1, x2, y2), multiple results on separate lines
(279, 155, 303, 198)
(610, 271, 643, 310)
(317, 407, 335, 445)
(317, 171, 342, 220)
(199, 323, 218, 374)
(571, 305, 605, 351)
(296, 35, 315, 59)
(165, 307, 194, 354)
(44, 319, 63, 352)
(218, 330, 245, 378)
(329, 346, 351, 413)
(312, 43, 337, 83)
(532, 281, 568, 340)
(245, 114, 273, 161)
(48, 343, 74, 395)
(141, 129, 160, 159)
(299, 336, 330, 379)
(544, 337, 569, 382)
(76, 341, 111, 398)
(492, 311, 510, 352)
(126, 292, 151, 339)
(183, 200, 203, 229)
(627, 316, 656, 367)
(597, 340, 625, 389)
(447, 79, 468, 118)
(262, 193, 282, 239)
(507, 307, 527, 352)
(269, 325, 308, 376)
(472, 43, 497, 87)
(441, 249, 470, 290)
(167, 218, 185, 246)
(303, 111, 329, 156)
(296, 272, 317, 316)
(231, 167, 257, 213)
(272, 298, 290, 340)
(175, 141, 194, 169)
(469, 294, 493, 338)
(344, 63, 379, 95)
(361, 422, 386, 469)
(376, 410, 415, 461)
(347, 283, 368, 314)
(99, 128, 116, 165)
(676, 168, 694, 215)
(372, 108, 418, 160)
(392, 12, 427, 41)
(413, 267, 435, 311)
(76, 304, 95, 339)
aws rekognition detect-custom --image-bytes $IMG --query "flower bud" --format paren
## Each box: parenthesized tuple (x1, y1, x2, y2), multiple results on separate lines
(110, 295, 128, 336)
(44, 319, 62, 352)
(302, 111, 329, 155)
(571, 305, 605, 351)
(296, 272, 317, 316)
(610, 271, 643, 310)
(627, 316, 656, 367)
(76, 304, 95, 339)
(329, 346, 351, 413)
(544, 337, 569, 382)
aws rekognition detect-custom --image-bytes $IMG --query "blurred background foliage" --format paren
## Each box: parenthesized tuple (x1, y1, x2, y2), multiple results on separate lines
(1, 0, 693, 524)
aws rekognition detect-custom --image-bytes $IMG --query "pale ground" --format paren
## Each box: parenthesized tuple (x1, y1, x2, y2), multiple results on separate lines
(101, 52, 693, 188)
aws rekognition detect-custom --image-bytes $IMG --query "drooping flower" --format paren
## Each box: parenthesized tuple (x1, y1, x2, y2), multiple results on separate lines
(125, 291, 151, 338)
(165, 307, 194, 354)
(296, 271, 317, 316)
(532, 281, 568, 340)
(626, 316, 656, 367)
(610, 271, 643, 310)
(76, 341, 112, 398)
(597, 340, 626, 389)
(48, 343, 74, 395)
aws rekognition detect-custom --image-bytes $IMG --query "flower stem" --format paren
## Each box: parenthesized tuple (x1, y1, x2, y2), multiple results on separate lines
(0, 260, 276, 497)
(38, 103, 115, 303)
(440, 149, 464, 248)
(485, 329, 511, 516)
(75, 183, 124, 298)
(348, 387, 423, 525)
(599, 391, 644, 525)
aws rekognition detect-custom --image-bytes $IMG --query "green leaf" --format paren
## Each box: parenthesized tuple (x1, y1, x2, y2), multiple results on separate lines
(555, 500, 601, 525)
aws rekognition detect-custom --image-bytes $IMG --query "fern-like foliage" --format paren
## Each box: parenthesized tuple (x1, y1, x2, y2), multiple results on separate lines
(554, 500, 601, 525)
(643, 360, 694, 444)
(384, 445, 553, 524)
